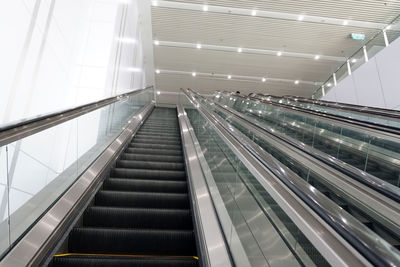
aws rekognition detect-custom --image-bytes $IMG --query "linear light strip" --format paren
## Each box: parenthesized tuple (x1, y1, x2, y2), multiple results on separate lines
(156, 69, 322, 86)
(156, 41, 346, 62)
(153, 0, 390, 30)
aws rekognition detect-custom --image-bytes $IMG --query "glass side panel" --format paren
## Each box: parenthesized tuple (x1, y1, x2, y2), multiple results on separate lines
(0, 87, 153, 258)
(214, 94, 400, 188)
(247, 90, 400, 129)
(181, 95, 329, 267)
(0, 147, 9, 256)
(7, 119, 78, 246)
(203, 95, 400, 252)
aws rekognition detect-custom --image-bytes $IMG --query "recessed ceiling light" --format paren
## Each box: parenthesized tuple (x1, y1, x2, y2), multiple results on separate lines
(327, 83, 332, 87)
(386, 25, 392, 30)
(154, 40, 160, 45)
(157, 91, 161, 95)
(192, 72, 197, 77)
(251, 10, 257, 16)
(294, 80, 299, 84)
(277, 51, 282, 56)
(351, 58, 357, 63)
(237, 47, 243, 53)
(262, 77, 266, 82)
(196, 43, 202, 49)
(152, 0, 158, 6)
(343, 20, 349, 26)
(203, 5, 208, 11)
(314, 55, 320, 60)
(298, 15, 304, 21)
(155, 69, 160, 74)
(228, 75, 232, 79)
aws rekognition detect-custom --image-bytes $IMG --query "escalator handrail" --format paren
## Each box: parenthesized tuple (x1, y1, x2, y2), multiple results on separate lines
(254, 93, 400, 132)
(283, 94, 400, 120)
(216, 91, 400, 142)
(212, 100, 400, 203)
(255, 93, 400, 120)
(185, 88, 400, 267)
(0, 86, 153, 147)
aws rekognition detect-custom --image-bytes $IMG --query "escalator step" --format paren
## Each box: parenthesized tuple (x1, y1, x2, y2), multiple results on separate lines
(125, 148, 182, 156)
(137, 131, 180, 136)
(103, 178, 188, 193)
(121, 153, 183, 163)
(116, 160, 184, 171)
(129, 143, 182, 150)
(134, 135, 180, 142)
(68, 228, 196, 255)
(111, 168, 186, 180)
(50, 256, 198, 267)
(131, 139, 181, 146)
(95, 191, 189, 209)
(83, 207, 192, 229)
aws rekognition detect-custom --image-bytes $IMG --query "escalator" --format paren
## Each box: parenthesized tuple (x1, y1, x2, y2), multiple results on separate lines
(49, 107, 199, 267)
(183, 89, 400, 260)
(214, 92, 400, 188)
(258, 93, 400, 130)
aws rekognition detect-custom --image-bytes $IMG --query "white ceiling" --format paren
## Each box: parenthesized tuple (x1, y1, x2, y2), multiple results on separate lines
(151, 0, 400, 97)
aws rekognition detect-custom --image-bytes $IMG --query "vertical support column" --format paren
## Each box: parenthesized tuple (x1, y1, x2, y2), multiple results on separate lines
(383, 30, 389, 47)
(347, 60, 352, 75)
(321, 85, 325, 97)
(333, 73, 337, 87)
(363, 46, 369, 62)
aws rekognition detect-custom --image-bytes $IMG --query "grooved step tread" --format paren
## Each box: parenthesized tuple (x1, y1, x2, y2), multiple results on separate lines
(50, 255, 198, 267)
(84, 207, 192, 229)
(95, 191, 189, 209)
(103, 178, 188, 193)
(68, 228, 196, 255)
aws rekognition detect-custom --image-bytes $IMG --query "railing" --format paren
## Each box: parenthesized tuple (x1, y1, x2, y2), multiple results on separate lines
(185, 88, 400, 266)
(0, 87, 154, 258)
(312, 15, 400, 99)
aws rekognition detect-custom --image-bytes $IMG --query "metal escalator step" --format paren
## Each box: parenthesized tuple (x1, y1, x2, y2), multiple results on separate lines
(50, 256, 198, 267)
(116, 160, 184, 171)
(129, 143, 182, 150)
(140, 127, 179, 131)
(111, 168, 186, 180)
(68, 228, 196, 255)
(134, 135, 180, 141)
(125, 148, 182, 156)
(95, 191, 189, 209)
(83, 207, 192, 229)
(136, 132, 181, 137)
(121, 153, 183, 163)
(103, 178, 188, 193)
(131, 138, 182, 146)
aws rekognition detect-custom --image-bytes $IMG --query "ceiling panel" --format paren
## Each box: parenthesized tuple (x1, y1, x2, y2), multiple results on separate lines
(154, 46, 340, 81)
(172, 0, 400, 23)
(152, 7, 380, 56)
(151, 0, 400, 97)
(156, 73, 315, 96)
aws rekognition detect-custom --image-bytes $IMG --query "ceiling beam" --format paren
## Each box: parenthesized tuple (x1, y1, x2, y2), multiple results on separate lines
(155, 69, 322, 86)
(155, 40, 346, 62)
(152, 0, 391, 30)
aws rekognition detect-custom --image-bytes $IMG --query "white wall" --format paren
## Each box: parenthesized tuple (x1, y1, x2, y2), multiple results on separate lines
(0, 0, 155, 251)
(0, 0, 154, 125)
(322, 36, 400, 110)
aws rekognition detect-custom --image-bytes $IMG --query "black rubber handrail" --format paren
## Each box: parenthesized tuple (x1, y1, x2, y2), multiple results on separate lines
(220, 92, 400, 136)
(187, 88, 400, 267)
